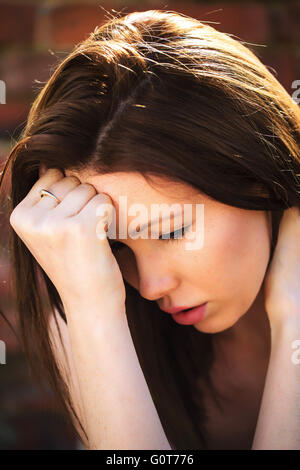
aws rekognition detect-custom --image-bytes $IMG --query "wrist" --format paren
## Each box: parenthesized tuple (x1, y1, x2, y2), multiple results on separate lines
(62, 298, 127, 325)
(269, 312, 300, 344)
(267, 295, 299, 329)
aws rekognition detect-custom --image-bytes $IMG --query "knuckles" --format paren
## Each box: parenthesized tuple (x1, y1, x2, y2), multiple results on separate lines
(57, 217, 90, 239)
(77, 182, 97, 191)
(9, 208, 18, 229)
(9, 205, 29, 232)
(36, 216, 89, 241)
(65, 175, 81, 184)
(9, 187, 106, 242)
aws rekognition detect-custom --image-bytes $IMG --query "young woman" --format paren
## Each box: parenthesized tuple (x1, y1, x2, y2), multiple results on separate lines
(1, 9, 300, 450)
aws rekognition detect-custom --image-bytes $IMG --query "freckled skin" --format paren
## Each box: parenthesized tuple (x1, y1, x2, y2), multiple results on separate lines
(64, 169, 272, 336)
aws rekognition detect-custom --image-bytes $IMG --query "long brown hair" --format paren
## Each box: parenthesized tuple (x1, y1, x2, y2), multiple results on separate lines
(1, 9, 300, 449)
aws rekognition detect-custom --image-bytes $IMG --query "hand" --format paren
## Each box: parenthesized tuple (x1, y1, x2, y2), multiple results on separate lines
(9, 167, 126, 316)
(263, 206, 300, 329)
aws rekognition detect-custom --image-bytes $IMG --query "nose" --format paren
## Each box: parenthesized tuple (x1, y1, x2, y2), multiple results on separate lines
(137, 262, 180, 302)
(114, 244, 180, 302)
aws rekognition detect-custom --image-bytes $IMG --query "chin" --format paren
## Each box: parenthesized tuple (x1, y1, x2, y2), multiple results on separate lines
(193, 322, 226, 334)
(192, 311, 242, 334)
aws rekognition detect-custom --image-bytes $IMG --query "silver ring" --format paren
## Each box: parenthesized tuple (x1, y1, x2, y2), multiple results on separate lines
(39, 189, 61, 203)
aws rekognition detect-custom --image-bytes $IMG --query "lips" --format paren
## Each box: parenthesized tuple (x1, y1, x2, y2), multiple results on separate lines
(171, 303, 207, 325)
(160, 304, 205, 314)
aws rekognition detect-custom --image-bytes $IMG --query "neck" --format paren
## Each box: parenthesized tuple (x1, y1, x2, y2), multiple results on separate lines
(212, 282, 271, 369)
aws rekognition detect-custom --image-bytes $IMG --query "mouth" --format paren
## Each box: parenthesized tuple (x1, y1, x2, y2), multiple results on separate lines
(160, 303, 206, 315)
(170, 303, 208, 325)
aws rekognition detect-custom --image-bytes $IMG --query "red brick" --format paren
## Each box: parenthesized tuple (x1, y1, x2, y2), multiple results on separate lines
(269, 1, 300, 44)
(0, 4, 36, 45)
(0, 102, 29, 133)
(166, 3, 269, 44)
(0, 51, 58, 99)
(262, 51, 297, 93)
(49, 4, 108, 46)
(46, 3, 270, 47)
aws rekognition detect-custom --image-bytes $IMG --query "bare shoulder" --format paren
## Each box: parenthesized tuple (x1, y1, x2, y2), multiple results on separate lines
(48, 308, 90, 450)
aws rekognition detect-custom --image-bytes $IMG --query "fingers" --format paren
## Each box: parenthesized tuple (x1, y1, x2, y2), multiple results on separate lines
(19, 168, 65, 209)
(12, 165, 116, 248)
(72, 192, 115, 242)
(47, 182, 98, 217)
(34, 175, 83, 212)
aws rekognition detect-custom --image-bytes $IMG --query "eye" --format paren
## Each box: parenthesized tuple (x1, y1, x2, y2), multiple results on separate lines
(109, 223, 192, 249)
(159, 224, 191, 242)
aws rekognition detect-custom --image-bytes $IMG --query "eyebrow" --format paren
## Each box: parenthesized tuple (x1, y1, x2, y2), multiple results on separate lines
(110, 209, 184, 241)
(128, 211, 182, 237)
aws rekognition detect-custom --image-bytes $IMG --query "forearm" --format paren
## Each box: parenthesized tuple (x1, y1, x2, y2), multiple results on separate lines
(64, 305, 172, 450)
(252, 318, 300, 450)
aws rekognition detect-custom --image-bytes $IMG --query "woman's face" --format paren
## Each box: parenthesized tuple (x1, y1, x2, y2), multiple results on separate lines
(65, 169, 272, 334)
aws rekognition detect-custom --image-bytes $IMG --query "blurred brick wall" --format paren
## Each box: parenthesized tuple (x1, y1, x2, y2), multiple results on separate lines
(0, 0, 299, 449)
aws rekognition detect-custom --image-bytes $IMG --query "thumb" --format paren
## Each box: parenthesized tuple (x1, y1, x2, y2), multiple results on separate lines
(95, 193, 116, 241)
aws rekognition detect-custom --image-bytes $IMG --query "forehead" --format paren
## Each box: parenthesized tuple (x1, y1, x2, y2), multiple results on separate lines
(64, 169, 202, 207)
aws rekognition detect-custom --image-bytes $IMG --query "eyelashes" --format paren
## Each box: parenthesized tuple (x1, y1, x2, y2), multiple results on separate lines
(158, 224, 192, 242)
(110, 224, 192, 251)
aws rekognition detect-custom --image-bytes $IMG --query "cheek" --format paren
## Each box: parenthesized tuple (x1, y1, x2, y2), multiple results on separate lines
(204, 212, 271, 299)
